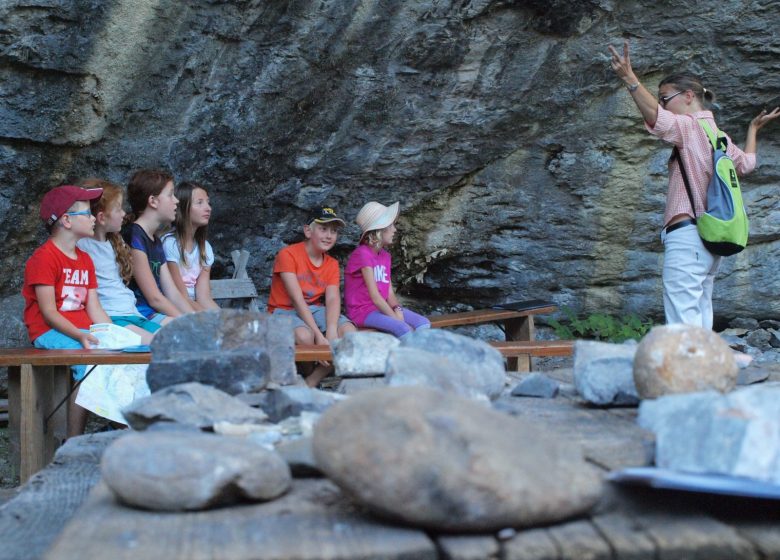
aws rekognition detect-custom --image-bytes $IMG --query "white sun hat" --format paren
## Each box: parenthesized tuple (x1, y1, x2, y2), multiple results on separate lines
(356, 201, 400, 241)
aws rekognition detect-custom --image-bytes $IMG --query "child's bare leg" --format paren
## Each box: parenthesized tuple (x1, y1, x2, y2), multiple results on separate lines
(306, 364, 333, 388)
(68, 388, 88, 438)
(338, 321, 357, 337)
(124, 325, 153, 344)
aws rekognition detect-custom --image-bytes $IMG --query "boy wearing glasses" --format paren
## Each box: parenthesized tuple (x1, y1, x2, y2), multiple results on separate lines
(22, 185, 113, 436)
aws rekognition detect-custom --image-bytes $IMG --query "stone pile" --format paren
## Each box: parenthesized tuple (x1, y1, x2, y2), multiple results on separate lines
(720, 317, 780, 363)
(569, 324, 773, 406)
(98, 313, 606, 530)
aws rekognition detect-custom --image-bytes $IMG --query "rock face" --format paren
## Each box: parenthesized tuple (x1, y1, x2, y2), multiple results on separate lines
(146, 310, 297, 394)
(574, 340, 639, 406)
(2, 2, 780, 321)
(312, 386, 602, 532)
(101, 431, 292, 511)
(633, 325, 738, 398)
(638, 384, 780, 483)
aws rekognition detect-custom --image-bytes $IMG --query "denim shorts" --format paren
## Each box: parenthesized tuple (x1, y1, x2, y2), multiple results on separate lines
(33, 329, 89, 381)
(272, 304, 353, 333)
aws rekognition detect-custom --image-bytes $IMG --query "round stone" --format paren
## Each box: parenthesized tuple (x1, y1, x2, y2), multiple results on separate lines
(102, 431, 292, 511)
(633, 324, 738, 399)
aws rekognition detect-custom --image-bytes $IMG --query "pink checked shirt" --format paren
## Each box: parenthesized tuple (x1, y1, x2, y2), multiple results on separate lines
(646, 107, 756, 228)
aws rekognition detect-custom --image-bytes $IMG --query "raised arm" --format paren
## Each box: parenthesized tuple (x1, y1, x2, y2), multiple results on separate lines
(608, 40, 659, 127)
(745, 107, 780, 154)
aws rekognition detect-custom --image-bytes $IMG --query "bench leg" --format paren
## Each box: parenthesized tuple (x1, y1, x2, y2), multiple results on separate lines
(18, 365, 70, 483)
(7, 366, 20, 483)
(504, 316, 535, 373)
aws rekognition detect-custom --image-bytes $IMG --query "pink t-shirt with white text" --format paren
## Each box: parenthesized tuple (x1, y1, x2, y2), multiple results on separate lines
(344, 244, 392, 326)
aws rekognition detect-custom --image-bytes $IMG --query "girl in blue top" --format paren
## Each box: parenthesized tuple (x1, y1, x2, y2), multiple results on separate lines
(123, 169, 195, 322)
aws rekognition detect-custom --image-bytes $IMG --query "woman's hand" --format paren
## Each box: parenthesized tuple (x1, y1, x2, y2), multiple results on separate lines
(750, 107, 780, 131)
(608, 40, 638, 85)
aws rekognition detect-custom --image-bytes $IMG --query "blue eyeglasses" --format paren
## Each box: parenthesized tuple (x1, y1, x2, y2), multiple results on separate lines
(64, 210, 92, 217)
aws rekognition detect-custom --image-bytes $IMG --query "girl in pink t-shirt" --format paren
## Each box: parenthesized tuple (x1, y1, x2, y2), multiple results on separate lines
(344, 201, 430, 338)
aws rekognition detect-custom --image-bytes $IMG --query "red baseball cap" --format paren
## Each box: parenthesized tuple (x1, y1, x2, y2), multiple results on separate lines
(40, 185, 103, 226)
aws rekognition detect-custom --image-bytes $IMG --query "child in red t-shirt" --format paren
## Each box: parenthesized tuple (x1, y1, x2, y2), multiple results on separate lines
(267, 207, 356, 387)
(22, 185, 113, 436)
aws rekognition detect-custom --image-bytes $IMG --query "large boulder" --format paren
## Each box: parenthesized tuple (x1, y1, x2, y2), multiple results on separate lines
(633, 325, 738, 399)
(146, 310, 298, 395)
(313, 386, 602, 532)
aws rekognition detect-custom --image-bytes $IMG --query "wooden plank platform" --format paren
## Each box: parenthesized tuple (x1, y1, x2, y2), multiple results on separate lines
(0, 393, 770, 560)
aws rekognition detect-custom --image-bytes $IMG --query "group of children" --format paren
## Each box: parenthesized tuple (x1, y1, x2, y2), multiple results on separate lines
(22, 172, 430, 435)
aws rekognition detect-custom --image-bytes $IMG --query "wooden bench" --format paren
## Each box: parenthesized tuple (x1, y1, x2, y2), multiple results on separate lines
(427, 302, 559, 372)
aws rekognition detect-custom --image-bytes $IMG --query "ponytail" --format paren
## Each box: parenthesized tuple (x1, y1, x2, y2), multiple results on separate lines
(659, 73, 716, 109)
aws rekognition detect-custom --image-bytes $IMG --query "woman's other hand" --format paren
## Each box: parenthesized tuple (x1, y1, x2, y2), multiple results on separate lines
(750, 107, 780, 131)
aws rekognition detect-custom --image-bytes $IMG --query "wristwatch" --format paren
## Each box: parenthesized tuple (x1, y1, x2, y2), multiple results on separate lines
(626, 81, 640, 92)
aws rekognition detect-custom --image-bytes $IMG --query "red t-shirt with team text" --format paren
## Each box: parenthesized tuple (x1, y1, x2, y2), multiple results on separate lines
(22, 239, 97, 342)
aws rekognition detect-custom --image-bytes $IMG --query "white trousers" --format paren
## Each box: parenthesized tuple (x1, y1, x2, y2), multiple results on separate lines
(660, 224, 721, 330)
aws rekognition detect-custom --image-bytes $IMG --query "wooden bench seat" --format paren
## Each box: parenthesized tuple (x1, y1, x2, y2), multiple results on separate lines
(427, 305, 557, 328)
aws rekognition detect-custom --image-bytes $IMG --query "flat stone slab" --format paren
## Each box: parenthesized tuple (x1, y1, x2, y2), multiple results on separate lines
(493, 396, 654, 471)
(44, 479, 437, 560)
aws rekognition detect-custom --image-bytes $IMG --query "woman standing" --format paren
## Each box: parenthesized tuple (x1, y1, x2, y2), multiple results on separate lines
(608, 40, 779, 329)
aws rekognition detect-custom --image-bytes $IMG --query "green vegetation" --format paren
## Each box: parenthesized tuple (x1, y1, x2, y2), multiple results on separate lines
(548, 308, 654, 343)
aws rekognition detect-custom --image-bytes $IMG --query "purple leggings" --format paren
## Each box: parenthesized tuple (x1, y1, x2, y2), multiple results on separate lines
(363, 309, 431, 338)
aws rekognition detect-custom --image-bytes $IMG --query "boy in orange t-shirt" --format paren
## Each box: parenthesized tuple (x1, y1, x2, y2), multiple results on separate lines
(268, 208, 356, 386)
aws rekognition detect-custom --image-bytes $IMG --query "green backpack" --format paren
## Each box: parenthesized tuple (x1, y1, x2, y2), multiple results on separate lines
(673, 119, 749, 256)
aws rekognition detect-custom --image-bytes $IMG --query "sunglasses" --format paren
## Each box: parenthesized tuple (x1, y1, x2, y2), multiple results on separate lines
(659, 90, 684, 107)
(64, 210, 92, 217)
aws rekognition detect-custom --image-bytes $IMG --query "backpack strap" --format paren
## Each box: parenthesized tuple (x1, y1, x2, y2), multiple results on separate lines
(698, 119, 728, 152)
(672, 147, 698, 221)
